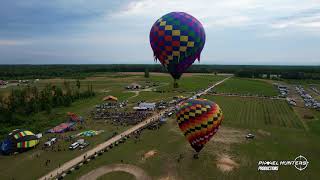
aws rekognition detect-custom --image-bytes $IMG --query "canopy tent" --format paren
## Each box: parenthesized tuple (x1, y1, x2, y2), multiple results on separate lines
(0, 129, 39, 155)
(67, 112, 84, 122)
(103, 95, 118, 102)
(72, 130, 104, 138)
(47, 122, 76, 133)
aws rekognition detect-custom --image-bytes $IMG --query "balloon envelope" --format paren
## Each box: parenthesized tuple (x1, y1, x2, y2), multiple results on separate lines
(176, 99, 223, 152)
(0, 129, 39, 155)
(150, 12, 206, 79)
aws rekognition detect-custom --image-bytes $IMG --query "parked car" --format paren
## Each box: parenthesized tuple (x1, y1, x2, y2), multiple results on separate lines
(167, 112, 174, 117)
(44, 137, 57, 147)
(69, 142, 80, 150)
(245, 133, 255, 139)
(79, 142, 89, 150)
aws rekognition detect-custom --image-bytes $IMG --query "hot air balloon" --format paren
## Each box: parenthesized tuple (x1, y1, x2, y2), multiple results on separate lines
(176, 99, 223, 156)
(0, 129, 39, 155)
(150, 12, 206, 87)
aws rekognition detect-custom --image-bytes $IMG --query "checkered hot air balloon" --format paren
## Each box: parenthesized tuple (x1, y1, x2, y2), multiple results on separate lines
(150, 12, 206, 80)
(176, 99, 223, 153)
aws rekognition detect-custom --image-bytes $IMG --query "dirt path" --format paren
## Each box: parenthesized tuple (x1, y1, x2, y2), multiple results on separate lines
(128, 91, 140, 99)
(197, 76, 232, 96)
(79, 164, 151, 180)
(39, 76, 231, 180)
(38, 109, 171, 180)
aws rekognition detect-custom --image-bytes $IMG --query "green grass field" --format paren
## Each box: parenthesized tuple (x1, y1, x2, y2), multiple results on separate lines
(64, 107, 319, 180)
(1, 74, 319, 180)
(0, 73, 224, 179)
(214, 77, 278, 96)
(207, 96, 304, 129)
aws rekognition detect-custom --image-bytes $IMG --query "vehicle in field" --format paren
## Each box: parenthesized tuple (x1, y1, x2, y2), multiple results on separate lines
(69, 142, 80, 150)
(44, 137, 57, 147)
(167, 112, 174, 117)
(245, 133, 255, 139)
(79, 142, 89, 150)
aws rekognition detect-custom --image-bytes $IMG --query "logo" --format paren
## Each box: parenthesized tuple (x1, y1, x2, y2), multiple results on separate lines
(293, 155, 309, 171)
(258, 155, 309, 171)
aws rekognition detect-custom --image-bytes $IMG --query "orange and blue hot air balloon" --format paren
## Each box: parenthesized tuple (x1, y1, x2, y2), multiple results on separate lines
(150, 12, 206, 80)
(176, 99, 223, 153)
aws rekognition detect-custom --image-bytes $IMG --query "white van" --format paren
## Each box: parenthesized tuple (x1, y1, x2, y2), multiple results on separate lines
(44, 137, 57, 147)
(69, 142, 80, 150)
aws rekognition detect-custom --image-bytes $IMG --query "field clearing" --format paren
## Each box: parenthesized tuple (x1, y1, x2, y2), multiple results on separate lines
(1, 74, 319, 180)
(65, 114, 320, 180)
(204, 96, 303, 129)
(156, 75, 226, 92)
(0, 74, 224, 179)
(214, 77, 278, 96)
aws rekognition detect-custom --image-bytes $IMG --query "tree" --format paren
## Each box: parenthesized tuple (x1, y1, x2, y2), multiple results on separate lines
(144, 68, 150, 78)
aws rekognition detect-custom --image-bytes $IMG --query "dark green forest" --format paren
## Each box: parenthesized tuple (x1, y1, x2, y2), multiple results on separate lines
(0, 64, 319, 80)
(0, 81, 95, 138)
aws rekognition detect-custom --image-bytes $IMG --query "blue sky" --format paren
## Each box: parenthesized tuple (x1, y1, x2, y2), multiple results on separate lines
(0, 0, 320, 65)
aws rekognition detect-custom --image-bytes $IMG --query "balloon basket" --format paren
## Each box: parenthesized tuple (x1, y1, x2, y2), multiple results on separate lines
(193, 153, 199, 159)
(173, 79, 179, 88)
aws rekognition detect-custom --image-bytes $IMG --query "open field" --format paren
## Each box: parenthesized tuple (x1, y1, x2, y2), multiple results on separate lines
(205, 96, 303, 129)
(64, 111, 320, 180)
(0, 73, 225, 179)
(1, 73, 219, 138)
(1, 73, 320, 180)
(214, 77, 278, 96)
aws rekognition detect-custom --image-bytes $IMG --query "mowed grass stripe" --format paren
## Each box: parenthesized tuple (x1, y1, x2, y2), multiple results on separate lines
(206, 96, 303, 129)
(214, 77, 278, 96)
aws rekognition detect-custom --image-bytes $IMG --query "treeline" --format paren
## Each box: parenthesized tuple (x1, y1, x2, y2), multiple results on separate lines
(0, 81, 95, 127)
(0, 64, 319, 80)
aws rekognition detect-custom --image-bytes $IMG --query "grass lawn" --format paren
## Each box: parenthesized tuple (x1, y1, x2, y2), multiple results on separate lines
(0, 73, 224, 179)
(64, 103, 320, 180)
(205, 96, 304, 129)
(1, 74, 319, 180)
(156, 75, 226, 92)
(214, 77, 278, 96)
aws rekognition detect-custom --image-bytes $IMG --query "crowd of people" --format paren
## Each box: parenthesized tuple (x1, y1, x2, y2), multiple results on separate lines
(93, 111, 153, 125)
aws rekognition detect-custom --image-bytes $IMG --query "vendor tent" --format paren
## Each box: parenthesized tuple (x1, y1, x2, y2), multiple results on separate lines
(67, 112, 84, 122)
(47, 122, 76, 133)
(103, 95, 118, 102)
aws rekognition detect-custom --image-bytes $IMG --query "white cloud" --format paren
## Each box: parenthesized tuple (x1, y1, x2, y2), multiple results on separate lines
(110, 0, 259, 28)
(271, 14, 320, 29)
(110, 0, 320, 31)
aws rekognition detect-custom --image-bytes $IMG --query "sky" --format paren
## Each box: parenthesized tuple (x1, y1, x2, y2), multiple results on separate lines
(0, 0, 320, 65)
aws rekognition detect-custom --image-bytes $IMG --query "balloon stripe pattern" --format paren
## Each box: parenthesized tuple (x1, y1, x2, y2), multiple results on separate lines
(150, 12, 206, 79)
(176, 99, 223, 152)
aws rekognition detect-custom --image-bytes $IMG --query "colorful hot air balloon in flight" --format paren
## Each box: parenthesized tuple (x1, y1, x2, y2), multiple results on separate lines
(150, 12, 206, 80)
(176, 99, 223, 153)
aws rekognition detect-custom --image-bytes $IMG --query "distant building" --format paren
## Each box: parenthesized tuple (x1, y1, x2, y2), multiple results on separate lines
(126, 83, 142, 90)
